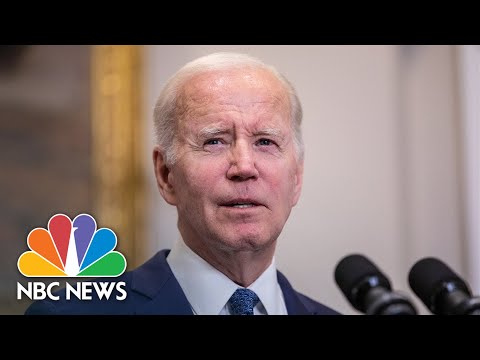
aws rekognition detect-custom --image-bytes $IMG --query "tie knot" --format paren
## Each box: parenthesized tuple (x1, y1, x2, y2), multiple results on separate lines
(228, 288, 259, 315)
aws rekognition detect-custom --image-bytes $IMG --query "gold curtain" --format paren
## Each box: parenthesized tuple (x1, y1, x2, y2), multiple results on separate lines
(91, 45, 145, 269)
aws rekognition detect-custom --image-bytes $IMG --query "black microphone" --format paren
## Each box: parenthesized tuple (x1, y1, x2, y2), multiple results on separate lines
(408, 257, 480, 315)
(334, 254, 417, 315)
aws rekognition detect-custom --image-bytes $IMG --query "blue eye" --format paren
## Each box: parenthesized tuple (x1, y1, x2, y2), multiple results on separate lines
(257, 139, 273, 146)
(205, 139, 222, 145)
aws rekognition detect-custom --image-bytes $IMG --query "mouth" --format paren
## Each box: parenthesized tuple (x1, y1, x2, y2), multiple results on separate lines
(220, 199, 264, 209)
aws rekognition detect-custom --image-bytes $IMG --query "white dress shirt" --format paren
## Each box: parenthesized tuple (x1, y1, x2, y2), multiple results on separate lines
(166, 238, 288, 315)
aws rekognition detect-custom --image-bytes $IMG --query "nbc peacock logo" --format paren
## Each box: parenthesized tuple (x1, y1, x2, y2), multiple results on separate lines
(18, 213, 127, 277)
(17, 213, 127, 301)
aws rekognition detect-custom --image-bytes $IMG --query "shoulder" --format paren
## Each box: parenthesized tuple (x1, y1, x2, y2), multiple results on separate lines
(295, 292, 341, 315)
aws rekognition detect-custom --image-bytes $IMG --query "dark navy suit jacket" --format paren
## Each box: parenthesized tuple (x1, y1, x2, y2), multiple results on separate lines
(25, 249, 340, 315)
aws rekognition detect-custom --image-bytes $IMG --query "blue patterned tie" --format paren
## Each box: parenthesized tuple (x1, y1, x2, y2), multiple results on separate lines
(228, 288, 259, 315)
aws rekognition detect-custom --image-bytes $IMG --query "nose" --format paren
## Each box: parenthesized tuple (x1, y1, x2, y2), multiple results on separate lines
(226, 141, 259, 181)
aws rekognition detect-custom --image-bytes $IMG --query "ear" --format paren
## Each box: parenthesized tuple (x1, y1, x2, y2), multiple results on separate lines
(291, 159, 304, 207)
(153, 145, 177, 206)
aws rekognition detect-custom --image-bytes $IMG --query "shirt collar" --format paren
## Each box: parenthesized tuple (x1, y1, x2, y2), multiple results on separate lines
(166, 238, 283, 315)
(248, 259, 284, 315)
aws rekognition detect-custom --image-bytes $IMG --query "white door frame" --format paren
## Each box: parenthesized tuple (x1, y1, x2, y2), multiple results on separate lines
(459, 45, 480, 294)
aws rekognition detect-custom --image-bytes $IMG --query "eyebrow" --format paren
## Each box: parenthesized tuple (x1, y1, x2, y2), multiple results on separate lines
(254, 128, 283, 138)
(198, 126, 230, 138)
(197, 126, 284, 139)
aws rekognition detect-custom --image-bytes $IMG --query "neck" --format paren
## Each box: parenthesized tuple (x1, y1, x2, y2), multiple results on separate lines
(183, 238, 276, 287)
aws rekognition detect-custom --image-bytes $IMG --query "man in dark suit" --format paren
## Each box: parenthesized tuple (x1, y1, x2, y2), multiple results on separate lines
(25, 52, 340, 315)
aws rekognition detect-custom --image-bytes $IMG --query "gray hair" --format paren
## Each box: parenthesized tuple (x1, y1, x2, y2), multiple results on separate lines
(153, 52, 304, 165)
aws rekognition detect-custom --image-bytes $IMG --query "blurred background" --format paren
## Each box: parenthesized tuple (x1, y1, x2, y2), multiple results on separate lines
(1, 45, 479, 315)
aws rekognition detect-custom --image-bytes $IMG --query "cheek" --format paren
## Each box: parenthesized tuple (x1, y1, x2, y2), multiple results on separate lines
(173, 161, 225, 202)
(265, 164, 297, 202)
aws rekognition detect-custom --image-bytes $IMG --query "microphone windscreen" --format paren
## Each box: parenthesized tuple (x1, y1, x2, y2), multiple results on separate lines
(408, 257, 471, 309)
(334, 254, 391, 307)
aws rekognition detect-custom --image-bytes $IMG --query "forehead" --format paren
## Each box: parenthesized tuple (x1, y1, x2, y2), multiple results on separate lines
(178, 67, 290, 114)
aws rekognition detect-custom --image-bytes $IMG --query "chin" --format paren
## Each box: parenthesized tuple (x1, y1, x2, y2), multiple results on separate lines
(217, 228, 277, 252)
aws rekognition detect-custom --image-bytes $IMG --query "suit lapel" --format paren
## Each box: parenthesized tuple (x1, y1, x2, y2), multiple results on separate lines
(277, 270, 311, 315)
(130, 250, 193, 315)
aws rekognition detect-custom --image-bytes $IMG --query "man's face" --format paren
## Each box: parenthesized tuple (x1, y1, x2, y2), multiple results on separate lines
(159, 67, 303, 254)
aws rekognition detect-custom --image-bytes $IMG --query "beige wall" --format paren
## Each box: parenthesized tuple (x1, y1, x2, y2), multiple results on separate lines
(400, 46, 464, 276)
(143, 45, 464, 315)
